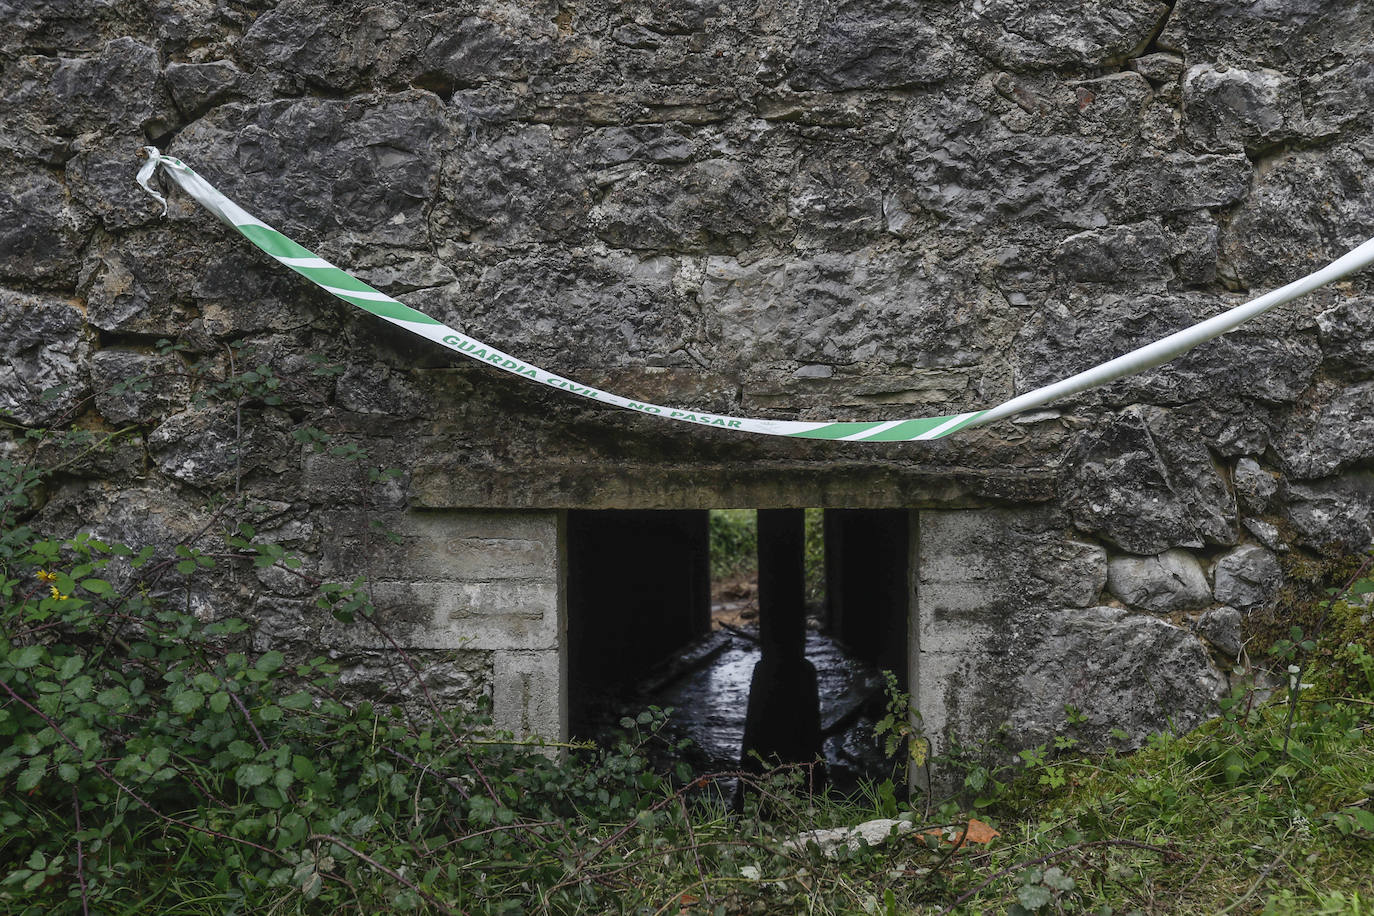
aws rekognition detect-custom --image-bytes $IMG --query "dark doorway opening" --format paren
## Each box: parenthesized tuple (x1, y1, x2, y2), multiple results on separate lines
(825, 509, 911, 685)
(566, 507, 912, 789)
(565, 510, 711, 737)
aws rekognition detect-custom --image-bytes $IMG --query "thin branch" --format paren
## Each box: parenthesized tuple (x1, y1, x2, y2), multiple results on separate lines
(225, 344, 242, 499)
(229, 687, 270, 752)
(906, 819, 971, 899)
(677, 792, 708, 907)
(310, 833, 464, 916)
(429, 819, 565, 854)
(381, 745, 470, 800)
(42, 425, 141, 473)
(1214, 838, 1292, 916)
(72, 786, 89, 916)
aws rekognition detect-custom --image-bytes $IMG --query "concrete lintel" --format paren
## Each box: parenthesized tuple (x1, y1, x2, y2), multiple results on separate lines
(410, 462, 1056, 510)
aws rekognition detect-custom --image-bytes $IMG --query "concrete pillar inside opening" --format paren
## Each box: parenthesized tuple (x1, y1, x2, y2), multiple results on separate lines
(756, 509, 807, 658)
(738, 509, 823, 795)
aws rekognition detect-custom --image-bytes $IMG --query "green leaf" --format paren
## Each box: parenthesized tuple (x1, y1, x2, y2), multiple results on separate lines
(58, 655, 83, 680)
(172, 690, 204, 715)
(254, 785, 284, 809)
(1352, 808, 1374, 832)
(255, 651, 285, 674)
(1017, 884, 1053, 910)
(235, 763, 272, 787)
(209, 691, 231, 714)
(97, 686, 130, 708)
(176, 560, 197, 574)
(279, 691, 313, 710)
(9, 646, 43, 669)
(68, 675, 93, 699)
(80, 578, 113, 596)
(291, 755, 316, 781)
(227, 740, 256, 761)
(16, 765, 43, 792)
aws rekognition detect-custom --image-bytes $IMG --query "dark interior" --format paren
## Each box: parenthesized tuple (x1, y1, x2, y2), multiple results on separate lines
(567, 508, 911, 743)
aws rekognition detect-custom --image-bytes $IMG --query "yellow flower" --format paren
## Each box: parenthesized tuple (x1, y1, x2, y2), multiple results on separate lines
(49, 585, 68, 601)
(37, 570, 57, 583)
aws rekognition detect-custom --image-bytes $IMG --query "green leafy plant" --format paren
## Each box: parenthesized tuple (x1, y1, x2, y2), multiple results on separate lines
(874, 669, 928, 770)
(1008, 865, 1080, 914)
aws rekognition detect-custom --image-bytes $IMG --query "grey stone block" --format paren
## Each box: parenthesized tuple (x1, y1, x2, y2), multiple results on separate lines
(1183, 64, 1304, 153)
(1282, 478, 1374, 553)
(787, 0, 954, 90)
(1129, 52, 1185, 85)
(165, 61, 247, 118)
(1106, 549, 1212, 613)
(1274, 381, 1374, 480)
(1314, 297, 1374, 381)
(0, 289, 88, 425)
(1054, 221, 1172, 284)
(90, 349, 185, 425)
(1196, 605, 1244, 658)
(1212, 544, 1282, 610)
(964, 0, 1167, 70)
(1061, 407, 1237, 554)
(1234, 457, 1278, 515)
(1242, 518, 1285, 552)
(0, 168, 93, 285)
(1009, 607, 1226, 750)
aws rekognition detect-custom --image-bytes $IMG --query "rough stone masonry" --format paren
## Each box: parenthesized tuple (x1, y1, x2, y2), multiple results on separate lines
(1, 0, 1372, 765)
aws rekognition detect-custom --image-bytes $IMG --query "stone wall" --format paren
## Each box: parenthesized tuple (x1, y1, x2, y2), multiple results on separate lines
(2, 0, 1373, 755)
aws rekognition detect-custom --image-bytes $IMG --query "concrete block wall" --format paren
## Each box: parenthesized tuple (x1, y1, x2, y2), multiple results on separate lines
(330, 510, 567, 741)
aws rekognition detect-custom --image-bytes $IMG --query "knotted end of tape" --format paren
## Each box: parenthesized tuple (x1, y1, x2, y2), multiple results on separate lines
(135, 145, 168, 216)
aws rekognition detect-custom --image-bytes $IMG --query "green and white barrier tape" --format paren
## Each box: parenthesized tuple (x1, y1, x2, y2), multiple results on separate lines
(136, 147, 1374, 442)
